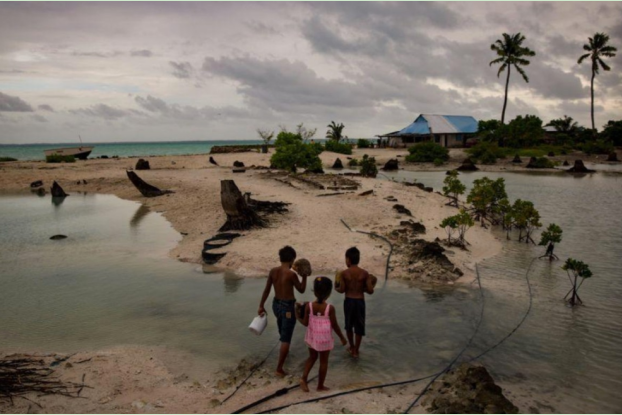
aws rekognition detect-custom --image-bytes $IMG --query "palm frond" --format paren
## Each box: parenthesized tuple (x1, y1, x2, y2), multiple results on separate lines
(578, 53, 590, 64)
(497, 63, 507, 77)
(598, 58, 611, 71)
(514, 64, 529, 83)
(583, 44, 592, 52)
(489, 57, 505, 66)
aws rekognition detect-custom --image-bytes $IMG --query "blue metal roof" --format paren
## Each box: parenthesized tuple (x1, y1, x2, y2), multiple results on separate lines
(396, 114, 478, 135)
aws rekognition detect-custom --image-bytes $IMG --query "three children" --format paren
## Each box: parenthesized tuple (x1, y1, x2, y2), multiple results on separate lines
(257, 246, 373, 390)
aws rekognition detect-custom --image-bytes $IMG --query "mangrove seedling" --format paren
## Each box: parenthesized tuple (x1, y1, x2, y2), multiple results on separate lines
(440, 209, 474, 246)
(440, 215, 458, 244)
(562, 258, 592, 306)
(359, 154, 378, 178)
(442, 170, 466, 207)
(466, 176, 507, 225)
(512, 199, 541, 244)
(539, 223, 563, 260)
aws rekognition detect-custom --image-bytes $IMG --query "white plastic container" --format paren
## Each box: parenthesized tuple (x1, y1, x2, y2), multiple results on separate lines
(249, 313, 268, 336)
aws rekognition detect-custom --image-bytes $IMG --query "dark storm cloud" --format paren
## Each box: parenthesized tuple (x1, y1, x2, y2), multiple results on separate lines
(0, 92, 33, 112)
(130, 49, 153, 57)
(134, 95, 251, 121)
(169, 61, 194, 79)
(69, 104, 137, 120)
(525, 62, 587, 100)
(37, 104, 55, 112)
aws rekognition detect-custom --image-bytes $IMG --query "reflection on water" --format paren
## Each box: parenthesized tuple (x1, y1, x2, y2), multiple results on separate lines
(130, 204, 151, 228)
(51, 196, 66, 206)
(1, 171, 622, 413)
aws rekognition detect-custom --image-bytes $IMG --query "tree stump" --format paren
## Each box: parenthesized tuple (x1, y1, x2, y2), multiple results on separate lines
(566, 160, 595, 173)
(30, 180, 43, 188)
(219, 180, 265, 231)
(512, 154, 522, 163)
(51, 181, 68, 197)
(126, 171, 172, 197)
(456, 158, 478, 171)
(233, 161, 245, 168)
(332, 158, 343, 169)
(383, 158, 399, 170)
(547, 151, 555, 157)
(563, 160, 570, 166)
(606, 151, 618, 162)
(135, 159, 150, 170)
(209, 156, 219, 166)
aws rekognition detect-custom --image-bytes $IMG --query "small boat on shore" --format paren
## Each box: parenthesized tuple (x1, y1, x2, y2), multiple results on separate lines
(44, 135, 93, 160)
(44, 146, 94, 160)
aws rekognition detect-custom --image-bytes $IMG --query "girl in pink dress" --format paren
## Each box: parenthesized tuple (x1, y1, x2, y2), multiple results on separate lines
(297, 276, 347, 392)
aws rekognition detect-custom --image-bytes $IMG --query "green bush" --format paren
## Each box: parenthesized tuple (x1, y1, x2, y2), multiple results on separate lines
(579, 140, 613, 155)
(357, 139, 371, 149)
(468, 142, 505, 164)
(433, 158, 444, 166)
(0, 157, 18, 162)
(359, 155, 378, 177)
(270, 130, 323, 173)
(405, 142, 449, 163)
(528, 157, 555, 168)
(46, 154, 76, 163)
(600, 120, 622, 146)
(325, 140, 353, 155)
(348, 158, 359, 167)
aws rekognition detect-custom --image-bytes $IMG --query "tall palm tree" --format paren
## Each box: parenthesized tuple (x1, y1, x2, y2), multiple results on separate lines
(326, 121, 345, 141)
(546, 115, 579, 135)
(489, 33, 536, 128)
(578, 33, 617, 131)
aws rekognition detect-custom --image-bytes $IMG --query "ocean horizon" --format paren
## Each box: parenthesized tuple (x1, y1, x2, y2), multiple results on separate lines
(0, 140, 266, 161)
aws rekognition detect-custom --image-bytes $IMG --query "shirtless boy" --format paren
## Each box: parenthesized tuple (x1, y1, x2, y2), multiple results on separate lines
(258, 246, 308, 377)
(335, 247, 374, 358)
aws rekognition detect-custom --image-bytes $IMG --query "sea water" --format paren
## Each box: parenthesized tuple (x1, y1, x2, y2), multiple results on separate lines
(1, 171, 622, 412)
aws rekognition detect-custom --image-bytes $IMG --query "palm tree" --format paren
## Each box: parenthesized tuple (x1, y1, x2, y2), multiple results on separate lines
(326, 121, 345, 141)
(578, 33, 617, 131)
(546, 115, 579, 135)
(489, 33, 536, 129)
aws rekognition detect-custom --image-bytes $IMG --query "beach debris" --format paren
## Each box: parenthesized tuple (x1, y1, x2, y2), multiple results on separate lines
(456, 158, 478, 171)
(100, 155, 109, 159)
(359, 190, 373, 196)
(0, 354, 90, 405)
(202, 233, 242, 265)
(209, 156, 219, 166)
(566, 160, 595, 173)
(135, 158, 150, 170)
(30, 180, 43, 188)
(317, 192, 353, 197)
(400, 220, 426, 234)
(50, 181, 68, 198)
(382, 158, 399, 171)
(332, 158, 344, 169)
(126, 171, 174, 197)
(563, 160, 570, 166)
(385, 196, 398, 202)
(233, 167, 246, 173)
(606, 151, 618, 162)
(421, 363, 518, 414)
(49, 235, 67, 240)
(33, 187, 46, 196)
(512, 154, 522, 163)
(393, 204, 412, 216)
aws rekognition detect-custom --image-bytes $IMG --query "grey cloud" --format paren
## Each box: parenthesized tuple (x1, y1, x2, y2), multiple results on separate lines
(134, 95, 251, 121)
(130, 49, 153, 57)
(525, 62, 587, 100)
(0, 92, 33, 112)
(72, 50, 123, 58)
(38, 104, 55, 112)
(246, 20, 280, 36)
(169, 61, 194, 79)
(31, 114, 48, 123)
(69, 104, 134, 120)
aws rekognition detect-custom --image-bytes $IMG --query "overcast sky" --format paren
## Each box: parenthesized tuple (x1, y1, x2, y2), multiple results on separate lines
(1, 2, 621, 144)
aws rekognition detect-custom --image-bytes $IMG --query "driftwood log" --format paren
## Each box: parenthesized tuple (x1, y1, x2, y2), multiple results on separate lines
(51, 181, 68, 198)
(126, 171, 173, 197)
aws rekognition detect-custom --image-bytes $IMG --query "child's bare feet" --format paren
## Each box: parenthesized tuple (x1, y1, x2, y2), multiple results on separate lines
(317, 385, 330, 392)
(300, 379, 310, 392)
(346, 347, 354, 356)
(275, 369, 288, 378)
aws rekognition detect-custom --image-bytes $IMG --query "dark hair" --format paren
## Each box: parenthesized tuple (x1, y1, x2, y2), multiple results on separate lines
(279, 245, 297, 263)
(346, 246, 360, 265)
(313, 276, 333, 303)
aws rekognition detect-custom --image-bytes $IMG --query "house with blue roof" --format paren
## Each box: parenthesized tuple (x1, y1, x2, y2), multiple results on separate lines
(378, 114, 479, 148)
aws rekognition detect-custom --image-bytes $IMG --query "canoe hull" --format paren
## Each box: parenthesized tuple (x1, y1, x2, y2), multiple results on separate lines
(44, 146, 93, 160)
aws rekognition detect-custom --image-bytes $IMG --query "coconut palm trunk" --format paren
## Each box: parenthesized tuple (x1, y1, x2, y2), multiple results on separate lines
(590, 69, 595, 131)
(501, 65, 511, 125)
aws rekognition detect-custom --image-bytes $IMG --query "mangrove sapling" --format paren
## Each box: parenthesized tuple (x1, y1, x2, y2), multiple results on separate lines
(495, 198, 514, 240)
(539, 223, 563, 260)
(562, 258, 593, 306)
(257, 129, 274, 153)
(440, 215, 458, 244)
(512, 199, 541, 244)
(442, 170, 466, 207)
(466, 177, 507, 225)
(455, 209, 475, 245)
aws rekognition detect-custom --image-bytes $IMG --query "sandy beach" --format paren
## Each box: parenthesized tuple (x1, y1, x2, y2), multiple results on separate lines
(1, 147, 601, 413)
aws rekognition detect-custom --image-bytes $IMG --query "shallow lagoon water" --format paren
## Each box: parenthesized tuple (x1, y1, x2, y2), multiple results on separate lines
(1, 170, 622, 412)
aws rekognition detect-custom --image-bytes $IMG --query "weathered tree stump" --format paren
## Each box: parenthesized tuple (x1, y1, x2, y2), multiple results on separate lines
(606, 151, 618, 162)
(548, 151, 555, 157)
(126, 171, 172, 197)
(233, 161, 245, 168)
(135, 159, 150, 170)
(383, 158, 399, 171)
(30, 180, 43, 188)
(563, 160, 570, 166)
(456, 158, 478, 171)
(566, 160, 595, 173)
(209, 156, 219, 166)
(219, 180, 266, 231)
(51, 181, 68, 197)
(332, 158, 343, 169)
(512, 154, 522, 163)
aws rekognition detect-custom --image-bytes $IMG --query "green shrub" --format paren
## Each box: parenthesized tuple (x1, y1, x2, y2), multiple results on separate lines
(357, 139, 371, 149)
(46, 154, 76, 163)
(433, 158, 444, 166)
(405, 142, 449, 163)
(270, 130, 323, 173)
(0, 157, 18, 162)
(468, 142, 505, 164)
(528, 157, 555, 168)
(325, 139, 353, 155)
(348, 158, 359, 167)
(359, 155, 378, 177)
(579, 140, 613, 155)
